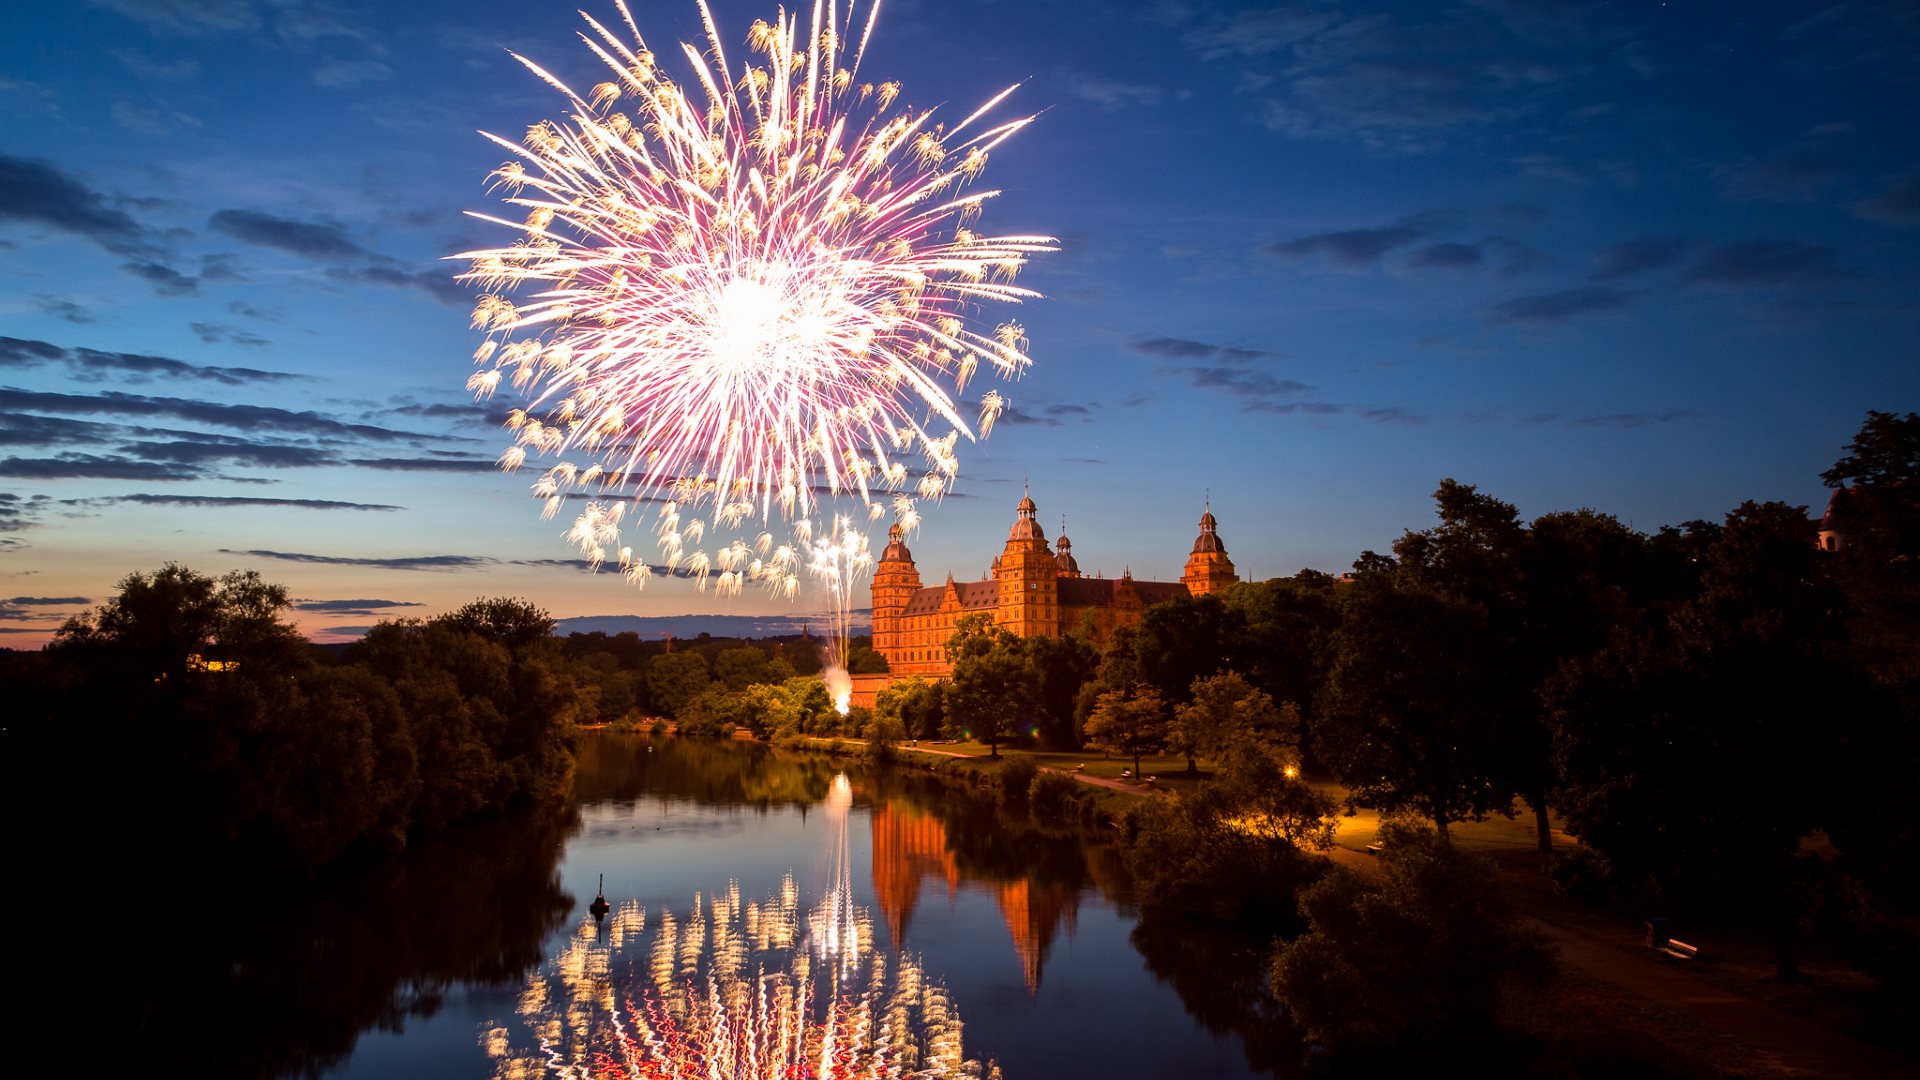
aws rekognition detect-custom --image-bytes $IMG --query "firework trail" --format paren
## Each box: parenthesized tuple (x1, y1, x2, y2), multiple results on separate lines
(809, 516, 873, 714)
(459, 0, 1051, 593)
(483, 774, 997, 1078)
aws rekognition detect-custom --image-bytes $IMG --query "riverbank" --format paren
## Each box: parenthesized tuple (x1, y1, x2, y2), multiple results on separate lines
(774, 733, 1914, 1079)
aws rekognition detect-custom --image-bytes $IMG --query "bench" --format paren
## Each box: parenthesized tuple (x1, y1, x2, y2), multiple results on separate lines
(1662, 939, 1700, 960)
(1365, 843, 1383, 856)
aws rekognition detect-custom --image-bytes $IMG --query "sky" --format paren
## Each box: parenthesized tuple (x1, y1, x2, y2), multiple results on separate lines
(2, 0, 1916, 647)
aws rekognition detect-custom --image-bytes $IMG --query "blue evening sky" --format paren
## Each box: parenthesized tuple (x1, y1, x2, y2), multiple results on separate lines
(3, 0, 1916, 645)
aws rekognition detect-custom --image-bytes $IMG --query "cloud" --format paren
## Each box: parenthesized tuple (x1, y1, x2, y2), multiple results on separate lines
(0, 454, 207, 481)
(1854, 171, 1920, 226)
(1683, 241, 1846, 287)
(347, 456, 498, 472)
(111, 100, 201, 135)
(2, 337, 298, 385)
(313, 58, 393, 88)
(1267, 210, 1462, 267)
(325, 260, 469, 306)
(1489, 285, 1638, 325)
(111, 48, 201, 80)
(1714, 149, 1845, 203)
(122, 260, 198, 296)
(1590, 235, 1691, 281)
(218, 549, 497, 571)
(1181, 7, 1339, 60)
(0, 386, 435, 441)
(210, 208, 366, 259)
(189, 322, 271, 348)
(1127, 335, 1275, 362)
(1569, 410, 1699, 428)
(66, 494, 403, 511)
(1059, 71, 1168, 110)
(1408, 242, 1482, 270)
(31, 296, 97, 324)
(0, 492, 52, 530)
(0, 154, 153, 255)
(293, 598, 424, 615)
(1359, 406, 1426, 424)
(1174, 366, 1315, 411)
(87, 0, 259, 34)
(997, 406, 1062, 428)
(4, 595, 88, 605)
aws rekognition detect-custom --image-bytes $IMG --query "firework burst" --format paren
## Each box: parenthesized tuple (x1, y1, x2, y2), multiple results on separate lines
(460, 0, 1051, 581)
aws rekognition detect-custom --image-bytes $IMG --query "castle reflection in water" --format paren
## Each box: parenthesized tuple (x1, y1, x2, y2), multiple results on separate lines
(869, 802, 1081, 996)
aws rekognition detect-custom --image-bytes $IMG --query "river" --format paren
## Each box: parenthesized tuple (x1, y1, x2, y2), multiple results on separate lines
(136, 733, 1291, 1077)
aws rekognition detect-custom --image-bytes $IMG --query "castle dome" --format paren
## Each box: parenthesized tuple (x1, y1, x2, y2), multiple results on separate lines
(1191, 506, 1227, 554)
(1008, 489, 1046, 542)
(880, 521, 913, 563)
(1054, 531, 1081, 575)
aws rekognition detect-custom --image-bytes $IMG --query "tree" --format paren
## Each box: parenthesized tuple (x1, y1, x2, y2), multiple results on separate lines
(1170, 671, 1298, 774)
(945, 641, 1033, 756)
(1221, 572, 1343, 764)
(1270, 820, 1553, 1059)
(1822, 410, 1920, 685)
(1130, 592, 1245, 706)
(644, 651, 711, 720)
(1550, 501, 1869, 979)
(874, 676, 945, 741)
(1024, 631, 1100, 749)
(439, 597, 556, 651)
(712, 645, 773, 691)
(1320, 574, 1507, 842)
(1084, 685, 1168, 778)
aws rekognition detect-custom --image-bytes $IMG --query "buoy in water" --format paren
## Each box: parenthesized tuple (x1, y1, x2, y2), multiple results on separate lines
(589, 873, 610, 922)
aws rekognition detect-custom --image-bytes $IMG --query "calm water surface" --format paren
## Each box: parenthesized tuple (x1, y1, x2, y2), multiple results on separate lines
(175, 734, 1286, 1077)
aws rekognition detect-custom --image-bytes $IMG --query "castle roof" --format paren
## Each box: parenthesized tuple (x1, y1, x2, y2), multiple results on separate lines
(1054, 531, 1080, 574)
(1008, 489, 1046, 542)
(1191, 504, 1228, 555)
(1057, 577, 1187, 608)
(900, 579, 999, 615)
(880, 521, 913, 563)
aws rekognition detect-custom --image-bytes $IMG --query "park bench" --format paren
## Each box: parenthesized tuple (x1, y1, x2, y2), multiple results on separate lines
(1365, 843, 1383, 856)
(1663, 939, 1700, 960)
(1644, 918, 1701, 960)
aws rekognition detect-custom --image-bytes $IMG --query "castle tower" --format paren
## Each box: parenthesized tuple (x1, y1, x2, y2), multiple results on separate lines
(871, 522, 922, 666)
(1054, 518, 1082, 579)
(996, 487, 1059, 637)
(1181, 500, 1240, 597)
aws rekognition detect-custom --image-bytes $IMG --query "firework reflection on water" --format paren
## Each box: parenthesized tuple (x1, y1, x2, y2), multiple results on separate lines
(482, 774, 997, 1079)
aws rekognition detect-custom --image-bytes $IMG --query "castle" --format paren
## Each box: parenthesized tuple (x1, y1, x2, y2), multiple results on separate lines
(867, 490, 1239, 680)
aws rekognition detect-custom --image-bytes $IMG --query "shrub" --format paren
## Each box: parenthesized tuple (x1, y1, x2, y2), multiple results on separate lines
(995, 754, 1040, 801)
(1028, 769, 1085, 817)
(1547, 844, 1616, 907)
(1270, 819, 1556, 1060)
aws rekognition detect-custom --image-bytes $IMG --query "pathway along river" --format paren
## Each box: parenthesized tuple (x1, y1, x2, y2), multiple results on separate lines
(142, 734, 1296, 1077)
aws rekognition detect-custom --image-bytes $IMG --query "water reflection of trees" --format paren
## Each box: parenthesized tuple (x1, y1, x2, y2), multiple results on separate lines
(1131, 914, 1306, 1078)
(123, 807, 574, 1078)
(575, 732, 843, 808)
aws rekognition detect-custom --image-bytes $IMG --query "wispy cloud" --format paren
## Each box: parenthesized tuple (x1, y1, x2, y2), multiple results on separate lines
(1590, 235, 1691, 281)
(1267, 210, 1463, 267)
(64, 493, 403, 511)
(1128, 335, 1275, 362)
(218, 549, 496, 571)
(1683, 241, 1847, 287)
(1, 336, 294, 384)
(1489, 285, 1638, 325)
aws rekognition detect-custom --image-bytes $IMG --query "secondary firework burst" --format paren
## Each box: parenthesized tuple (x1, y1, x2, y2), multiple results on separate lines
(459, 0, 1052, 587)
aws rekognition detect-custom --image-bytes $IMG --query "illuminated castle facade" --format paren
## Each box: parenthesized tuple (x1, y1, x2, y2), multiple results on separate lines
(869, 491, 1239, 679)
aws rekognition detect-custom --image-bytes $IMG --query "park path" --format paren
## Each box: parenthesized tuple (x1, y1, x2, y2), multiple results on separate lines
(1323, 835, 1912, 1079)
(898, 745, 1149, 793)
